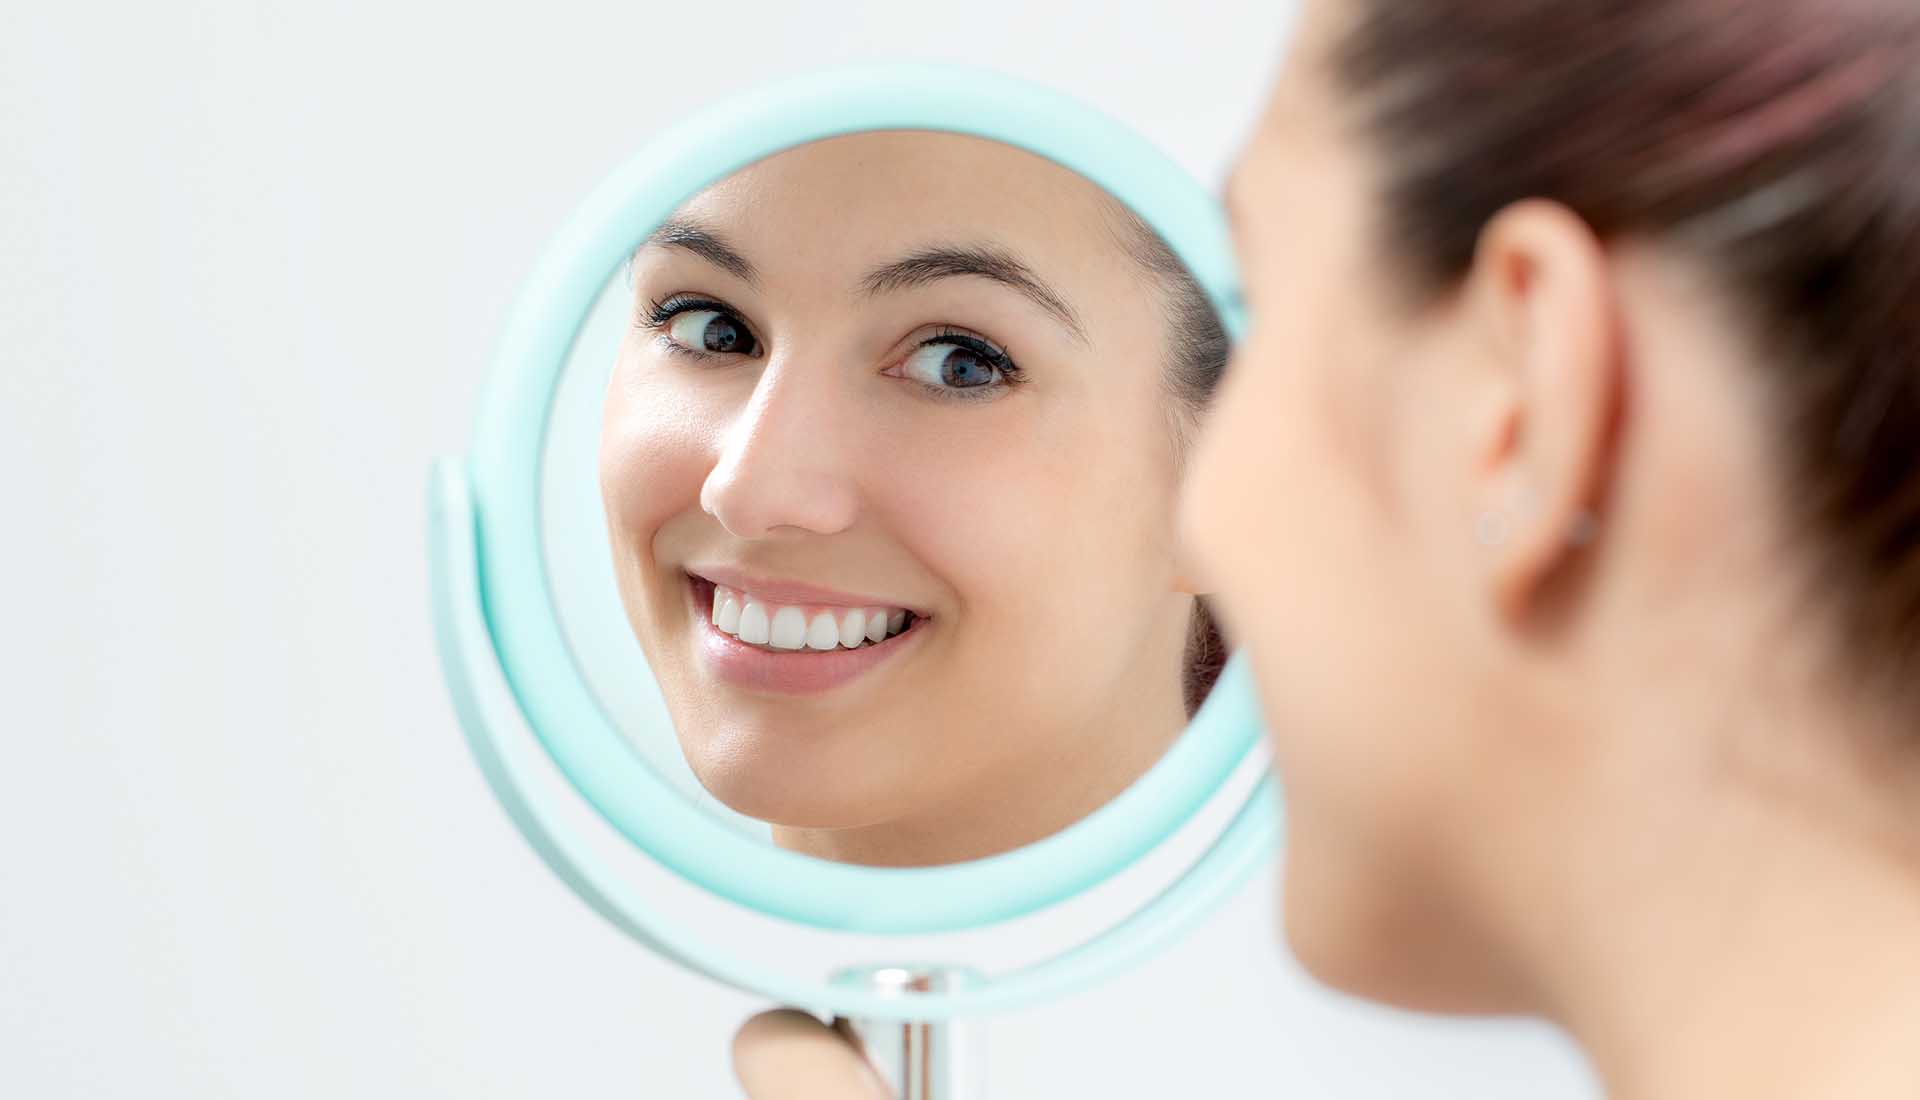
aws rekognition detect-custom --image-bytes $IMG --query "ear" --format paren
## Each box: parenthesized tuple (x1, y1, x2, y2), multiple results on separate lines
(1464, 199, 1621, 621)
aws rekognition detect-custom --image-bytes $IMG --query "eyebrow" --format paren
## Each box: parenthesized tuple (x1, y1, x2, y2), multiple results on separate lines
(855, 244, 1090, 348)
(640, 217, 761, 287)
(638, 217, 1090, 348)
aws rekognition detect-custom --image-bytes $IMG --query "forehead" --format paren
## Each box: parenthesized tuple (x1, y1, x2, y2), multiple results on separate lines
(636, 132, 1191, 355)
(679, 131, 1116, 243)
(1224, 0, 1349, 213)
(651, 132, 1167, 327)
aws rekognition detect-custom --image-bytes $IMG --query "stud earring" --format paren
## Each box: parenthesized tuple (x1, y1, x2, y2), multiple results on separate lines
(1476, 483, 1532, 548)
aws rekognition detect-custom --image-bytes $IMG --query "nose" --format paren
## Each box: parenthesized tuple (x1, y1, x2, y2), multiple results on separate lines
(700, 359, 861, 540)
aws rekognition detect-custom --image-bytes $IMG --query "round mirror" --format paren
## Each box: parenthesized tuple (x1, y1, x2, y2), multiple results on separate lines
(429, 61, 1273, 1019)
(546, 127, 1234, 869)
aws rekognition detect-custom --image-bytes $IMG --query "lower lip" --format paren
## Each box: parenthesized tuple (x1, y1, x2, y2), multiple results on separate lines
(685, 574, 929, 696)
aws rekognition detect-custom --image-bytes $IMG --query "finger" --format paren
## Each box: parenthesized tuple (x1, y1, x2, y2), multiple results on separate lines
(732, 1008, 891, 1100)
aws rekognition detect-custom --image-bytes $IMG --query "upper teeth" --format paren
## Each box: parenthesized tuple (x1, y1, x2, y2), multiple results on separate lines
(709, 584, 911, 651)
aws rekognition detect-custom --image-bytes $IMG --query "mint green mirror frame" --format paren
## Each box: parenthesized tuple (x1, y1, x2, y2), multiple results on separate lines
(427, 61, 1279, 1019)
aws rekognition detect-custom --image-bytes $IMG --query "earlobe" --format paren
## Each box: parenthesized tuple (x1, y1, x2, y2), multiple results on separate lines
(1465, 200, 1622, 622)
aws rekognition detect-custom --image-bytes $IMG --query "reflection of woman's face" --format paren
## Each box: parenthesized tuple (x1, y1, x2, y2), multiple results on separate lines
(600, 132, 1201, 866)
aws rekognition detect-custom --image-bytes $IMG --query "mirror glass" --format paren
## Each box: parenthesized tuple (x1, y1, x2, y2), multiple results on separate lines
(544, 131, 1230, 868)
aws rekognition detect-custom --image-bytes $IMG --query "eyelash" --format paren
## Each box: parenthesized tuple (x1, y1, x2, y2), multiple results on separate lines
(634, 294, 1027, 402)
(915, 326, 1025, 403)
(636, 293, 745, 350)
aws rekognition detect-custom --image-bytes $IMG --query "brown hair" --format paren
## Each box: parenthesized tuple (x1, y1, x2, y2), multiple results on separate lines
(1334, 0, 1920, 707)
(1105, 200, 1234, 716)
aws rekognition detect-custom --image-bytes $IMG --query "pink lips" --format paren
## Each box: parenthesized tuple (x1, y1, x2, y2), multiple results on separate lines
(684, 573, 928, 696)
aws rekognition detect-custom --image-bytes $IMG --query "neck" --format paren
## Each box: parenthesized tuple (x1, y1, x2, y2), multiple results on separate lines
(1563, 795, 1920, 1099)
(1497, 650, 1920, 1099)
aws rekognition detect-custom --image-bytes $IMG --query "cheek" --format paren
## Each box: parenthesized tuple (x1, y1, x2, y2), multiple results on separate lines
(597, 356, 726, 564)
(876, 419, 1066, 621)
(1195, 297, 1478, 989)
(881, 394, 1179, 708)
(1188, 289, 1368, 635)
(1186, 291, 1414, 801)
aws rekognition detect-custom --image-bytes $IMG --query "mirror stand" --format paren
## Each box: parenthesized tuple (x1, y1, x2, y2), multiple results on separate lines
(831, 965, 987, 1099)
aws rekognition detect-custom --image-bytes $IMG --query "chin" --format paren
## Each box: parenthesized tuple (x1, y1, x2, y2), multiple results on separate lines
(1279, 847, 1403, 999)
(679, 727, 903, 831)
(700, 776, 870, 830)
(1278, 826, 1511, 1014)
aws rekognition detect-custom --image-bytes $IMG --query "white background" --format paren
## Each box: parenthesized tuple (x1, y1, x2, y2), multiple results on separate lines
(2, 1, 1599, 1096)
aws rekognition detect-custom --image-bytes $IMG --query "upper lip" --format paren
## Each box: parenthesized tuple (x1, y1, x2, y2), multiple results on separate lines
(685, 564, 930, 616)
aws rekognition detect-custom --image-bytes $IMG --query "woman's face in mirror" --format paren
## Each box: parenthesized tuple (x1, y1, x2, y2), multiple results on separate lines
(599, 131, 1222, 867)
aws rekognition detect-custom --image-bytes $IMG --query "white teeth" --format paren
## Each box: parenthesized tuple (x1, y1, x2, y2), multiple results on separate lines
(805, 612, 840, 651)
(838, 609, 867, 649)
(737, 601, 770, 645)
(704, 581, 919, 651)
(769, 606, 808, 650)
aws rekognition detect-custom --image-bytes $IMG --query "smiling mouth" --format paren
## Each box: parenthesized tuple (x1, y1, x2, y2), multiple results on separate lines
(685, 573, 926, 653)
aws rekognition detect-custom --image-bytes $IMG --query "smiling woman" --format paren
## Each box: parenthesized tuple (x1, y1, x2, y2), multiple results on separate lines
(595, 130, 1229, 868)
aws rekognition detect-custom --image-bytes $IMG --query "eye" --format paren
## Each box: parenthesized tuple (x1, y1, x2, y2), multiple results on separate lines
(900, 343, 1000, 389)
(664, 308, 758, 356)
(891, 331, 1022, 399)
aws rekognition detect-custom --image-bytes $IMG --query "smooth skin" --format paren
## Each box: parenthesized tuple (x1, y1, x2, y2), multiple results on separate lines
(603, 132, 1204, 868)
(733, 0, 1920, 1095)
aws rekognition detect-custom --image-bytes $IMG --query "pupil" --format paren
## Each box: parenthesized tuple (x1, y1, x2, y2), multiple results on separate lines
(703, 316, 747, 353)
(942, 348, 991, 387)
